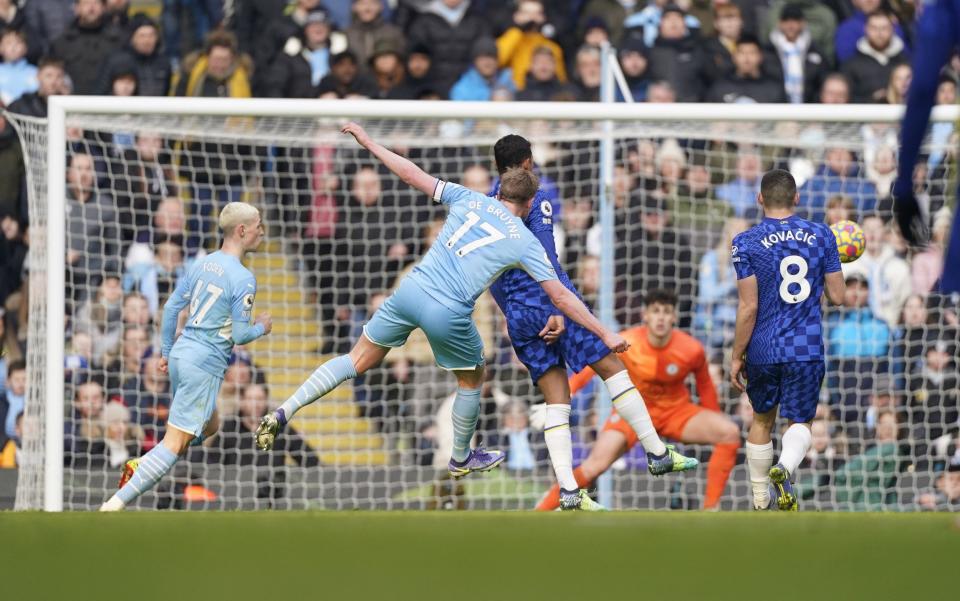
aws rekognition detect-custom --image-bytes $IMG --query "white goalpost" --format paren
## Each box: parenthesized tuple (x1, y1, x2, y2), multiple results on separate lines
(7, 96, 958, 511)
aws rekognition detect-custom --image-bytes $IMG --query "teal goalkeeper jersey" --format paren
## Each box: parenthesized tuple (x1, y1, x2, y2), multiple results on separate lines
(161, 250, 265, 376)
(410, 180, 559, 312)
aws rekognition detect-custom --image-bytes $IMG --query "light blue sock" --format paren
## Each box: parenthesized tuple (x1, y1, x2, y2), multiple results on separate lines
(451, 387, 481, 463)
(278, 355, 358, 420)
(116, 444, 178, 505)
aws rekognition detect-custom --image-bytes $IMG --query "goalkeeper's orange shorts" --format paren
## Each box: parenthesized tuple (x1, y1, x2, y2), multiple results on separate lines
(601, 402, 705, 447)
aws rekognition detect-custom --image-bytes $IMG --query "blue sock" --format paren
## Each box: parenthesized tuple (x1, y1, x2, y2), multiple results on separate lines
(278, 355, 358, 419)
(116, 444, 178, 505)
(451, 387, 481, 463)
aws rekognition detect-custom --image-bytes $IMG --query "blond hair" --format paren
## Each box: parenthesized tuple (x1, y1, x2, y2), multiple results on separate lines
(499, 167, 539, 205)
(219, 202, 260, 235)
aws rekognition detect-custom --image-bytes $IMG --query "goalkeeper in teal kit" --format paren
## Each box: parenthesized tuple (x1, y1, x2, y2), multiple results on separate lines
(100, 202, 272, 511)
(256, 122, 628, 479)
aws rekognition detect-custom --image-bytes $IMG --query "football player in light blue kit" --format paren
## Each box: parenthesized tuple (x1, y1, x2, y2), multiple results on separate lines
(100, 202, 272, 511)
(256, 122, 628, 479)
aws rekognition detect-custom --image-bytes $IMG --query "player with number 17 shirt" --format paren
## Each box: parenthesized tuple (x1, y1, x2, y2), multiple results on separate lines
(730, 169, 845, 512)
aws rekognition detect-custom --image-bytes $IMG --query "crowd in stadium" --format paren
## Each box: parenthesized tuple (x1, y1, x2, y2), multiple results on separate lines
(0, 0, 959, 509)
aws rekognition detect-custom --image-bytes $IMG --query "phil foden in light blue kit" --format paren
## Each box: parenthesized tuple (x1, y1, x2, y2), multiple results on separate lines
(100, 202, 273, 511)
(256, 122, 629, 479)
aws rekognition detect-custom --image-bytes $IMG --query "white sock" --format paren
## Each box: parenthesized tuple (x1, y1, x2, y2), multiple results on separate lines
(543, 404, 577, 491)
(604, 370, 666, 456)
(99, 496, 125, 512)
(746, 441, 774, 509)
(778, 424, 812, 477)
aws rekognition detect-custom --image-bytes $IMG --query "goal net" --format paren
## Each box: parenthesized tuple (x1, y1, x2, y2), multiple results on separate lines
(6, 99, 959, 511)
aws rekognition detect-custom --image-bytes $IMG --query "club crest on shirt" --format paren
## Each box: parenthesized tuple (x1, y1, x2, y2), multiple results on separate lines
(666, 363, 679, 376)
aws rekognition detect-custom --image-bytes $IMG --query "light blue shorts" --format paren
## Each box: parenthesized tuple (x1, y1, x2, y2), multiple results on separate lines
(167, 350, 222, 437)
(363, 277, 484, 371)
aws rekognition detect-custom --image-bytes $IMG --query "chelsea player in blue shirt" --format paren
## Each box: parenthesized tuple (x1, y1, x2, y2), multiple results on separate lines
(489, 135, 698, 511)
(100, 202, 273, 511)
(730, 170, 846, 511)
(256, 123, 629, 480)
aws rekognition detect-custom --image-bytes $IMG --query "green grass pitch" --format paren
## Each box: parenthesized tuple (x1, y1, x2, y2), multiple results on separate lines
(1, 512, 956, 601)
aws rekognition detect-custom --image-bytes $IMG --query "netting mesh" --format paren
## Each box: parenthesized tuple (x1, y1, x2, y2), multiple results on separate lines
(7, 115, 48, 511)
(7, 107, 959, 511)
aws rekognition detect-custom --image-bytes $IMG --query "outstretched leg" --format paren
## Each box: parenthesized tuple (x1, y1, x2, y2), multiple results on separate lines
(257, 335, 387, 450)
(100, 427, 193, 511)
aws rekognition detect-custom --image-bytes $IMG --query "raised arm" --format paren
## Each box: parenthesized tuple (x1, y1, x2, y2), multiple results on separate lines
(341, 122, 437, 197)
(730, 275, 758, 393)
(540, 279, 627, 353)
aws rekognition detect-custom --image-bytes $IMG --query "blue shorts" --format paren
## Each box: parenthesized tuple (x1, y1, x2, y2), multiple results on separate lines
(363, 277, 484, 371)
(504, 302, 610, 384)
(167, 349, 222, 437)
(746, 361, 824, 423)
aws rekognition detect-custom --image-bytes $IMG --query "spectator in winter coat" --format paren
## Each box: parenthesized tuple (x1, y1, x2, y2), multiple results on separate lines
(346, 0, 404, 74)
(842, 214, 912, 329)
(617, 36, 649, 101)
(827, 274, 891, 360)
(173, 29, 254, 254)
(819, 72, 851, 104)
(96, 14, 170, 96)
(833, 410, 902, 510)
(645, 5, 706, 102)
(65, 152, 121, 307)
(799, 147, 877, 222)
(700, 2, 742, 87)
(835, 0, 907, 64)
(624, 0, 701, 48)
(497, 0, 566, 91)
(50, 0, 125, 95)
(7, 57, 66, 118)
(262, 9, 332, 98)
(368, 38, 406, 98)
(316, 50, 378, 98)
(254, 0, 323, 77)
(767, 3, 829, 104)
(571, 44, 601, 102)
(23, 0, 74, 57)
(706, 35, 785, 104)
(577, 0, 633, 46)
(762, 0, 836, 63)
(407, 0, 490, 95)
(840, 11, 907, 104)
(0, 29, 36, 105)
(714, 147, 763, 216)
(388, 44, 439, 99)
(516, 45, 574, 101)
(450, 37, 514, 101)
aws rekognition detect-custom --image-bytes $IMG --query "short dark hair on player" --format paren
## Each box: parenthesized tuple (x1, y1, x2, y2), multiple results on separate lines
(493, 134, 532, 175)
(760, 169, 797, 209)
(499, 167, 539, 205)
(7, 359, 26, 375)
(644, 288, 678, 308)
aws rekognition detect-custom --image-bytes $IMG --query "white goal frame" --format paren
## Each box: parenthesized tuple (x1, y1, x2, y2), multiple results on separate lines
(37, 96, 960, 511)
